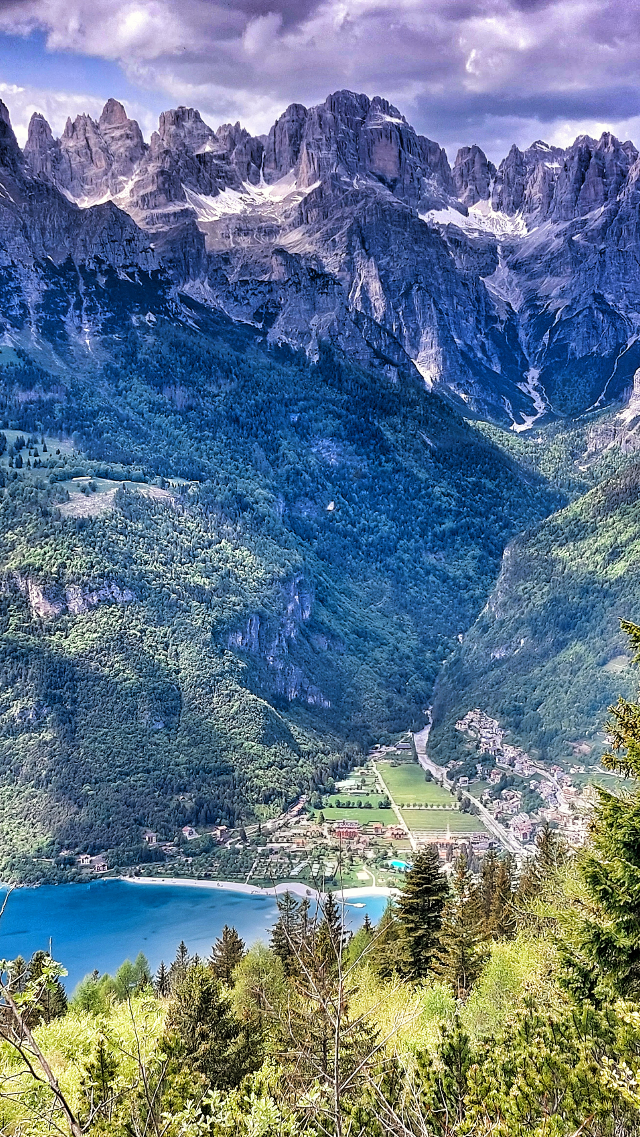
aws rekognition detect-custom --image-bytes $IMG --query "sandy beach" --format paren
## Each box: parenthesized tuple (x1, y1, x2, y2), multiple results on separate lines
(119, 876, 396, 902)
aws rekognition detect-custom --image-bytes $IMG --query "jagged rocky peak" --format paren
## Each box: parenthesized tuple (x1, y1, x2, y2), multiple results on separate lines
(452, 144, 496, 206)
(154, 105, 214, 154)
(492, 131, 639, 221)
(214, 121, 264, 184)
(264, 88, 454, 209)
(0, 99, 23, 173)
(552, 131, 638, 220)
(263, 102, 307, 179)
(100, 98, 128, 127)
(25, 112, 58, 178)
(25, 100, 147, 202)
(96, 99, 146, 177)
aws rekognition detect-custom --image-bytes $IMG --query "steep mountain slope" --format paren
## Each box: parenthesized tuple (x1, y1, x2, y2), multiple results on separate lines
(0, 310, 556, 878)
(430, 459, 640, 769)
(13, 91, 640, 428)
(4, 82, 640, 872)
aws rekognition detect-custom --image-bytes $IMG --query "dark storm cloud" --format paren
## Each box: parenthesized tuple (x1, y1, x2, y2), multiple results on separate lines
(2, 0, 640, 158)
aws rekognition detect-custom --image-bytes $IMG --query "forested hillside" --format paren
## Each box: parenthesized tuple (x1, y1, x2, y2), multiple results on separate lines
(4, 640, 640, 1136)
(431, 459, 640, 767)
(0, 311, 556, 876)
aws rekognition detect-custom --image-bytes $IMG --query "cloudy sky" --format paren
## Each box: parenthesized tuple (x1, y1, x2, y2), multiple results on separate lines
(0, 0, 638, 161)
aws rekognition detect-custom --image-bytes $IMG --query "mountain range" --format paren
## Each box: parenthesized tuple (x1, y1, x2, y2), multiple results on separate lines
(1, 87, 640, 873)
(5, 89, 640, 425)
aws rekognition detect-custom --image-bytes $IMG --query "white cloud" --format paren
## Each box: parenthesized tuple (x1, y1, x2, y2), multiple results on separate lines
(0, 0, 639, 155)
(0, 80, 156, 145)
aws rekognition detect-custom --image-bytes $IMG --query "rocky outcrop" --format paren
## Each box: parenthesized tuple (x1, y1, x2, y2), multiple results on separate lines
(8, 91, 640, 422)
(453, 145, 495, 206)
(227, 575, 330, 708)
(10, 575, 134, 619)
(491, 134, 638, 222)
(263, 90, 455, 212)
(25, 102, 147, 204)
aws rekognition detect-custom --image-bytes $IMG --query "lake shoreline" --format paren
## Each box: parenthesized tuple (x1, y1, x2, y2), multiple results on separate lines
(118, 876, 397, 902)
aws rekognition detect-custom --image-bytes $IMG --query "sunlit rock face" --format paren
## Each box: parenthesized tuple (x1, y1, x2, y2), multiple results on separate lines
(8, 90, 640, 424)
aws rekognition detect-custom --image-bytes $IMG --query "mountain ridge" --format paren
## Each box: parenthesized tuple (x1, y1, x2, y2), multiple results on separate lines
(3, 88, 640, 428)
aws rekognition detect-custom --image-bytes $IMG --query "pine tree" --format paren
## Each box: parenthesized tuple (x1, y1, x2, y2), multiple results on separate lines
(395, 846, 449, 978)
(516, 823, 567, 902)
(133, 952, 152, 990)
(155, 960, 170, 997)
(209, 925, 246, 985)
(316, 892, 344, 974)
(417, 1015, 473, 1136)
(478, 847, 499, 933)
(363, 912, 373, 934)
(270, 891, 301, 977)
(368, 901, 410, 978)
(164, 962, 259, 1088)
(26, 951, 68, 1023)
(576, 621, 640, 994)
(168, 940, 190, 989)
(431, 853, 486, 1000)
(8, 955, 28, 994)
(490, 855, 516, 939)
(80, 1037, 119, 1124)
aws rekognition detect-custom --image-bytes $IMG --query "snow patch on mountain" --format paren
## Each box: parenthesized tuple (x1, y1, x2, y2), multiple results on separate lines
(420, 200, 528, 238)
(183, 175, 321, 222)
(510, 369, 549, 432)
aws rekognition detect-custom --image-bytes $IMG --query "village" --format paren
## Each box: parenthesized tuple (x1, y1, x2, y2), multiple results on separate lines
(449, 709, 598, 848)
(71, 709, 618, 884)
(70, 735, 499, 886)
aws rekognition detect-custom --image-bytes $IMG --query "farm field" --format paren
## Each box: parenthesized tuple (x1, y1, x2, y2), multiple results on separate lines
(400, 809, 487, 834)
(375, 761, 454, 805)
(316, 805, 396, 823)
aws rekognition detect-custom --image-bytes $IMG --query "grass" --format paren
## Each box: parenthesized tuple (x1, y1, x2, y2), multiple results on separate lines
(400, 809, 487, 834)
(376, 762, 454, 806)
(315, 806, 396, 823)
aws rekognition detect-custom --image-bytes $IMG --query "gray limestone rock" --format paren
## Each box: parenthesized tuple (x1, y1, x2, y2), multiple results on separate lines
(453, 145, 495, 206)
(8, 91, 640, 425)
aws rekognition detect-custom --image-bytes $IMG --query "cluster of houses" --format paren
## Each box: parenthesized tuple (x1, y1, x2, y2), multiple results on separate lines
(455, 710, 535, 775)
(330, 818, 406, 843)
(455, 708, 593, 847)
(75, 822, 234, 875)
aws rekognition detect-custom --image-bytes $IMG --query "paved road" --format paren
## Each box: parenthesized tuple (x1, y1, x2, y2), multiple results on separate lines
(412, 724, 524, 856)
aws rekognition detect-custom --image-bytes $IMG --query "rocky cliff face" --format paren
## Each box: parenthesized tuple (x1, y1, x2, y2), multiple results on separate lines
(491, 134, 638, 223)
(6, 89, 640, 423)
(453, 145, 495, 206)
(227, 575, 331, 707)
(9, 574, 134, 619)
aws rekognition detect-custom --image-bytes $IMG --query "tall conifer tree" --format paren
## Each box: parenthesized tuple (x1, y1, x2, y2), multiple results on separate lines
(270, 892, 301, 977)
(209, 925, 246, 985)
(431, 853, 486, 999)
(577, 620, 640, 995)
(396, 846, 449, 979)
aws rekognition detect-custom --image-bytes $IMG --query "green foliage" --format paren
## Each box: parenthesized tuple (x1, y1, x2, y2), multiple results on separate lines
(564, 621, 640, 998)
(164, 961, 260, 1089)
(0, 316, 556, 872)
(431, 462, 640, 768)
(395, 846, 449, 979)
(232, 944, 287, 1026)
(209, 925, 246, 985)
(431, 854, 487, 1000)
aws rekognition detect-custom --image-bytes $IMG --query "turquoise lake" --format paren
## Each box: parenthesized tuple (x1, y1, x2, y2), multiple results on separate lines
(0, 880, 389, 991)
